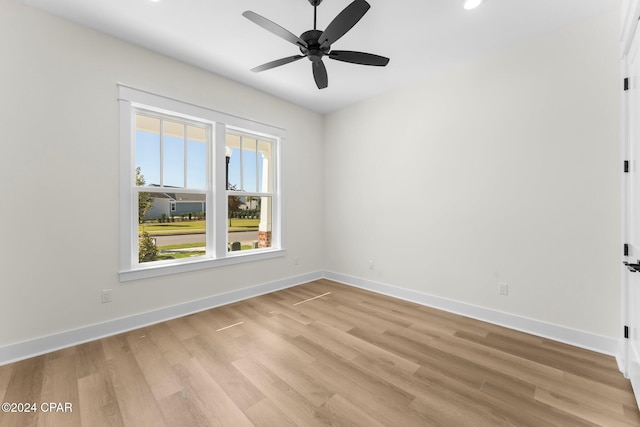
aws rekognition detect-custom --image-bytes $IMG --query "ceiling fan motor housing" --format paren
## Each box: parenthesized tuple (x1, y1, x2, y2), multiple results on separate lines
(300, 30, 329, 62)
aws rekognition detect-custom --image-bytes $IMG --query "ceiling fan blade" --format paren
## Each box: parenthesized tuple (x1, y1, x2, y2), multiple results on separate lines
(251, 55, 305, 73)
(312, 61, 328, 89)
(319, 0, 370, 48)
(329, 50, 389, 66)
(243, 11, 308, 48)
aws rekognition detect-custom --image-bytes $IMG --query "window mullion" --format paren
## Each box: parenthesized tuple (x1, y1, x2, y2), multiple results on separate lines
(239, 136, 244, 191)
(183, 124, 188, 188)
(159, 118, 164, 187)
(213, 122, 227, 258)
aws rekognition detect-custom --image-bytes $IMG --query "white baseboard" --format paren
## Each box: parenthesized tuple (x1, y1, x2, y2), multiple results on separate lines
(618, 341, 628, 377)
(323, 271, 621, 358)
(0, 270, 623, 368)
(0, 271, 324, 366)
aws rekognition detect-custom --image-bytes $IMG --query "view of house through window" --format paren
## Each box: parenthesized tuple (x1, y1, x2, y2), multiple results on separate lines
(226, 132, 274, 252)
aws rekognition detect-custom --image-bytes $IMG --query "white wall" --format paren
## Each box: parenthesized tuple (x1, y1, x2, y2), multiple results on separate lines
(324, 11, 622, 338)
(0, 0, 324, 348)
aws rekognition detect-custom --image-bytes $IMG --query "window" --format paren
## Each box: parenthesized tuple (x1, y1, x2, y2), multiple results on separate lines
(226, 132, 274, 252)
(119, 85, 284, 281)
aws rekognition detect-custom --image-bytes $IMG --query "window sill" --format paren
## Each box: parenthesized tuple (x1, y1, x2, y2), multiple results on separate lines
(119, 249, 286, 282)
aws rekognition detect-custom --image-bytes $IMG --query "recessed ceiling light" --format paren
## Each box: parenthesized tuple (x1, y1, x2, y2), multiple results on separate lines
(463, 0, 484, 10)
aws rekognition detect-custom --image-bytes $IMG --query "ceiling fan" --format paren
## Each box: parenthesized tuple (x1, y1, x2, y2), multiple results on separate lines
(243, 0, 389, 89)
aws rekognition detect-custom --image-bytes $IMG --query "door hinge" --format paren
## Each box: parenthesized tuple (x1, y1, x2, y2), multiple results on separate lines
(625, 77, 630, 91)
(624, 243, 629, 257)
(625, 325, 630, 339)
(625, 160, 630, 173)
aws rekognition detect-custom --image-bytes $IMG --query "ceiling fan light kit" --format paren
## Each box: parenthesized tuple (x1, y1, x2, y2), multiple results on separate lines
(243, 0, 389, 90)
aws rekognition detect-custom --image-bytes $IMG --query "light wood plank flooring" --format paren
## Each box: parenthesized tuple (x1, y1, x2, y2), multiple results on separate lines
(1, 279, 639, 426)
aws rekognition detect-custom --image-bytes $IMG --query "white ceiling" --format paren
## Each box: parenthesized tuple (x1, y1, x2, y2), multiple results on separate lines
(22, 0, 619, 114)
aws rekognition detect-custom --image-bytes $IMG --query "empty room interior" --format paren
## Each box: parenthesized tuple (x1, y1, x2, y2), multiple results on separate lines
(2, 0, 640, 425)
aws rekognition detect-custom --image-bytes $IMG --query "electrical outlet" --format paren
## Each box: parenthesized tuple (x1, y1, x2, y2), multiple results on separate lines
(498, 283, 508, 296)
(368, 260, 375, 270)
(101, 289, 112, 304)
(293, 257, 299, 266)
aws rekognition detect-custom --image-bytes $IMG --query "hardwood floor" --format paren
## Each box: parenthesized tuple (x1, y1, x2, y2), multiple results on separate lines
(1, 279, 639, 426)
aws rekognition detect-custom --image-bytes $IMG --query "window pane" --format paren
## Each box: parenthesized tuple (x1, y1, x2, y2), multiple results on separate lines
(135, 115, 160, 186)
(242, 138, 258, 193)
(227, 196, 271, 251)
(226, 133, 241, 190)
(187, 126, 207, 190)
(163, 120, 185, 188)
(138, 192, 206, 263)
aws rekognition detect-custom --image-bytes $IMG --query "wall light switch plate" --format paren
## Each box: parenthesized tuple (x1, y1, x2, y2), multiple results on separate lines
(498, 283, 508, 296)
(101, 289, 112, 303)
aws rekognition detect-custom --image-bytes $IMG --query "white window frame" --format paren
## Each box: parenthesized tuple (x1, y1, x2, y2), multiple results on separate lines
(118, 85, 285, 282)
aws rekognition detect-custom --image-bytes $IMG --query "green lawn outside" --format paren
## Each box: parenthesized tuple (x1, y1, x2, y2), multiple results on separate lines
(140, 218, 259, 235)
(141, 221, 205, 235)
(156, 251, 205, 260)
(158, 243, 204, 250)
(229, 218, 260, 232)
(229, 218, 260, 227)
